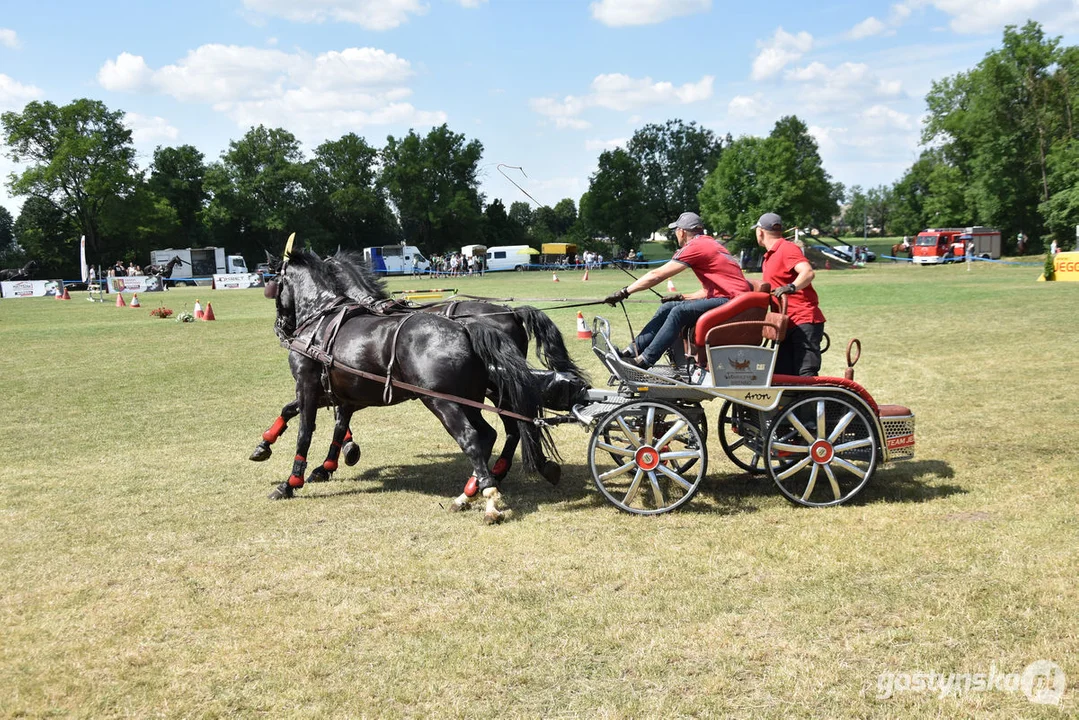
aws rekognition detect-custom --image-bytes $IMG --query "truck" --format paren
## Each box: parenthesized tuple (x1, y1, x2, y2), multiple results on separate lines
(912, 227, 1001, 265)
(363, 245, 431, 275)
(150, 247, 248, 285)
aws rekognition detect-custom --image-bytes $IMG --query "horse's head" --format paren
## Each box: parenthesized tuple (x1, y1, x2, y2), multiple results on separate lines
(25, 260, 37, 275)
(270, 249, 337, 341)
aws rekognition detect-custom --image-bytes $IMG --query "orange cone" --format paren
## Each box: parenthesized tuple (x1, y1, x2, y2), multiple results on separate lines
(130, 293, 140, 308)
(552, 272, 559, 282)
(193, 298, 204, 320)
(55, 286, 65, 300)
(582, 269, 589, 281)
(115, 293, 126, 307)
(203, 302, 216, 321)
(667, 279, 677, 292)
(61, 286, 71, 300)
(576, 311, 590, 340)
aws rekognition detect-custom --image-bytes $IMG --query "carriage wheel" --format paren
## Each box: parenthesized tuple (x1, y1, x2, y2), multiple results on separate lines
(765, 395, 877, 507)
(588, 400, 707, 515)
(717, 400, 767, 475)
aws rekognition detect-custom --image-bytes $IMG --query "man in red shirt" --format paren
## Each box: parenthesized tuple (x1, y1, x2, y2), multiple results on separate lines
(754, 212, 826, 376)
(604, 211, 751, 368)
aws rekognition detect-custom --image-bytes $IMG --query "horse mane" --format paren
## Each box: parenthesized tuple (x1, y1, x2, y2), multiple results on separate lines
(325, 249, 389, 301)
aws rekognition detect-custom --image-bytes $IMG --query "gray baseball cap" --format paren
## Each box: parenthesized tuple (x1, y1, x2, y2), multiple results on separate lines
(668, 211, 704, 230)
(752, 212, 783, 231)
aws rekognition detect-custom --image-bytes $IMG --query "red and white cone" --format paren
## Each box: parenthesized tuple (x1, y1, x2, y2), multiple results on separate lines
(552, 272, 559, 282)
(582, 268, 589, 281)
(666, 279, 677, 292)
(55, 286, 65, 300)
(576, 311, 590, 340)
(193, 298, 204, 320)
(130, 293, 140, 308)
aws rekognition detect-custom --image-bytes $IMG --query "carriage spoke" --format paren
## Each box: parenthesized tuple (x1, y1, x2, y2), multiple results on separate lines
(648, 471, 664, 506)
(786, 414, 816, 444)
(622, 469, 645, 506)
(827, 411, 857, 443)
(659, 449, 701, 460)
(823, 463, 842, 500)
(771, 441, 809, 454)
(599, 460, 636, 481)
(643, 407, 656, 446)
(656, 463, 694, 492)
(831, 457, 867, 479)
(614, 416, 642, 448)
(776, 456, 812, 481)
(727, 436, 746, 452)
(654, 420, 687, 450)
(834, 437, 873, 453)
(596, 441, 635, 457)
(801, 464, 820, 501)
(816, 400, 827, 439)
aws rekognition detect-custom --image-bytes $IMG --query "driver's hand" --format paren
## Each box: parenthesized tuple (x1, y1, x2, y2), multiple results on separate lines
(604, 287, 630, 306)
(660, 293, 683, 303)
(772, 283, 797, 298)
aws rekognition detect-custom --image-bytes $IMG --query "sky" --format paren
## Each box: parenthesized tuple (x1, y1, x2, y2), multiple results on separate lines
(1, 0, 1078, 221)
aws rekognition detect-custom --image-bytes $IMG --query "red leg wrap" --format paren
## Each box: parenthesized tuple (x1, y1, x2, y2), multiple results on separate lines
(288, 475, 305, 488)
(344, 429, 353, 442)
(322, 460, 338, 472)
(491, 458, 510, 477)
(464, 475, 479, 498)
(263, 416, 288, 443)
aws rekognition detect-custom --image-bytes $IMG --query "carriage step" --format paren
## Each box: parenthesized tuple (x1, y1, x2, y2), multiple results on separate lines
(571, 398, 630, 425)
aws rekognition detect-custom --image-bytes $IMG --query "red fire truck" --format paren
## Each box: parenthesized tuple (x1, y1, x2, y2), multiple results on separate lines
(912, 227, 1001, 265)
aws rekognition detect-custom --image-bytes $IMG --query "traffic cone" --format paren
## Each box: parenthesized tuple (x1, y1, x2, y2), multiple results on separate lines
(552, 272, 559, 282)
(203, 302, 216, 321)
(115, 293, 126, 308)
(193, 298, 204, 320)
(582, 268, 589, 281)
(55, 286, 65, 300)
(576, 311, 590, 340)
(130, 293, 140, 308)
(667, 279, 677, 292)
(61, 286, 71, 300)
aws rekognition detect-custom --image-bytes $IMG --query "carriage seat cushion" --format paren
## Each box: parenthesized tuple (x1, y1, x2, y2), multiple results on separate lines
(693, 292, 773, 347)
(770, 374, 880, 416)
(878, 404, 912, 417)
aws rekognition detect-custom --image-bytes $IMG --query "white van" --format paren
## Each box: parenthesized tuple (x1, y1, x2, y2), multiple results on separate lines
(363, 245, 431, 275)
(485, 245, 533, 272)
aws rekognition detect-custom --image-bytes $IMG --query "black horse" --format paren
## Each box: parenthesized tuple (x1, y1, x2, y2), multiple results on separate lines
(0, 260, 38, 281)
(267, 249, 559, 522)
(252, 249, 586, 486)
(144, 255, 184, 288)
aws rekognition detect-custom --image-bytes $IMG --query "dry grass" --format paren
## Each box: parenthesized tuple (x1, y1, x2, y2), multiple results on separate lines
(0, 263, 1076, 718)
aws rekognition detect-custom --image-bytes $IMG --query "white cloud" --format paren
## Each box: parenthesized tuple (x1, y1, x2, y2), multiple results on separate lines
(727, 93, 770, 119)
(242, 0, 427, 30)
(877, 0, 1079, 35)
(590, 0, 710, 27)
(123, 113, 180, 144)
(457, 0, 488, 7)
(0, 73, 43, 111)
(0, 28, 19, 49)
(751, 27, 813, 81)
(96, 45, 445, 136)
(859, 104, 916, 130)
(786, 61, 903, 110)
(849, 16, 888, 39)
(585, 137, 627, 152)
(530, 73, 713, 128)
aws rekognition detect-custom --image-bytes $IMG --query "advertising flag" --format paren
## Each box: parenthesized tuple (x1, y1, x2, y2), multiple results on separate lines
(80, 235, 88, 282)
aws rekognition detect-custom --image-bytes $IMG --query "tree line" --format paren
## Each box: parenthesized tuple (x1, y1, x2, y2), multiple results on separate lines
(2, 20, 1076, 278)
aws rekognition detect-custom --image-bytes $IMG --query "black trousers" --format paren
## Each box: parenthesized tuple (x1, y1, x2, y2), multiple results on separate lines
(775, 322, 824, 376)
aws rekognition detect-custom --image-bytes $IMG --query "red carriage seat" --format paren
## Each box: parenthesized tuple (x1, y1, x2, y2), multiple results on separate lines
(687, 288, 788, 368)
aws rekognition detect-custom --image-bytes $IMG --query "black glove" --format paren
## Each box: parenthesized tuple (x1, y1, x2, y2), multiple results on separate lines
(604, 287, 630, 306)
(772, 283, 797, 298)
(660, 292, 683, 303)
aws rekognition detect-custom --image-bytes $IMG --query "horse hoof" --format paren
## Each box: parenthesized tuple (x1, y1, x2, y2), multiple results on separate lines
(450, 500, 470, 512)
(541, 461, 562, 486)
(307, 466, 331, 483)
(249, 442, 273, 462)
(484, 511, 504, 525)
(343, 441, 361, 466)
(268, 484, 294, 500)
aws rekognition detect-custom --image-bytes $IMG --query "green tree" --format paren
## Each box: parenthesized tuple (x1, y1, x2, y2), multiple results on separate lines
(1, 98, 138, 257)
(757, 115, 841, 229)
(626, 119, 721, 227)
(551, 198, 578, 236)
(12, 196, 78, 275)
(381, 124, 484, 254)
(508, 201, 532, 229)
(698, 135, 765, 250)
(1041, 138, 1079, 248)
(889, 151, 942, 236)
(841, 186, 868, 237)
(0, 206, 13, 257)
(203, 125, 310, 260)
(481, 199, 526, 246)
(580, 148, 651, 251)
(148, 145, 208, 245)
(308, 133, 398, 251)
(99, 182, 181, 263)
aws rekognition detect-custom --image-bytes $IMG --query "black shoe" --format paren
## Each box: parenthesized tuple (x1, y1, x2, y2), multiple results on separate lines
(625, 355, 649, 369)
(618, 346, 636, 360)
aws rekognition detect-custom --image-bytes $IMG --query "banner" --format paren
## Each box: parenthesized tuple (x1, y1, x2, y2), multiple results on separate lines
(80, 235, 87, 283)
(1052, 252, 1079, 282)
(212, 273, 265, 290)
(1, 279, 64, 298)
(108, 276, 165, 293)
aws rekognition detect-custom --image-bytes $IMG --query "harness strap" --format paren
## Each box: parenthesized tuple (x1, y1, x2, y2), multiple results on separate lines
(382, 313, 419, 405)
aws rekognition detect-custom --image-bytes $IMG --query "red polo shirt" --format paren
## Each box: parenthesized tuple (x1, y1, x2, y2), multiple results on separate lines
(672, 234, 751, 299)
(763, 238, 826, 325)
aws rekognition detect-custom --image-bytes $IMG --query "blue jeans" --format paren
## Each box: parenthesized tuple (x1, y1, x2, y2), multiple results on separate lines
(633, 297, 731, 365)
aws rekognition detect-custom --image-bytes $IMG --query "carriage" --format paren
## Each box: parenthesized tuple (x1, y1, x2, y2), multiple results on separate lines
(567, 288, 916, 515)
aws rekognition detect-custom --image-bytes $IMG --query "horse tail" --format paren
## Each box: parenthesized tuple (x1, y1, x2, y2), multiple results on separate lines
(513, 305, 589, 383)
(462, 323, 559, 473)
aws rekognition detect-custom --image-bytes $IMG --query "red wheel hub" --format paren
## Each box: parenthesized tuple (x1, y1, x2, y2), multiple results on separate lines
(634, 446, 661, 471)
(809, 439, 834, 464)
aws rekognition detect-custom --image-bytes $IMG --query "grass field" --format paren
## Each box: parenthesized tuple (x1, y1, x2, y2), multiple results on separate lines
(1, 261, 1077, 718)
